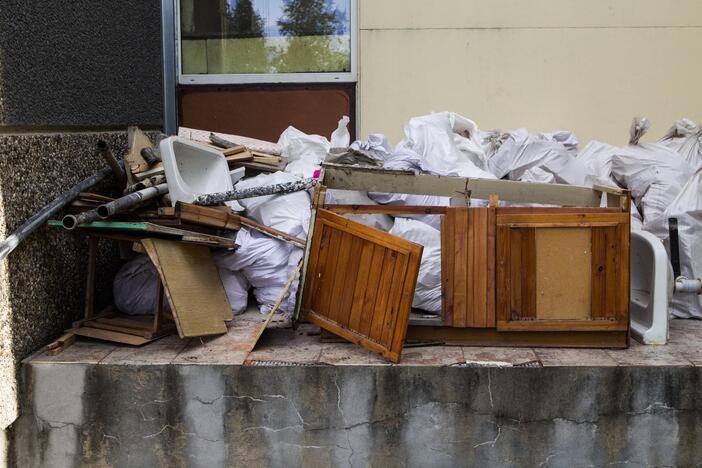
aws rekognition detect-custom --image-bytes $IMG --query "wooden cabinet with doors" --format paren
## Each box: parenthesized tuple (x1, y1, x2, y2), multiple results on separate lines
(298, 164, 631, 362)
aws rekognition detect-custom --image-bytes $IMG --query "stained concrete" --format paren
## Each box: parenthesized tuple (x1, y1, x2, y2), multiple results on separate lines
(8, 318, 702, 467)
(0, 1, 163, 129)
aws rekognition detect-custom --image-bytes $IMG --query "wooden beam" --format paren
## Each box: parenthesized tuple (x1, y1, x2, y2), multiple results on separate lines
(322, 163, 605, 207)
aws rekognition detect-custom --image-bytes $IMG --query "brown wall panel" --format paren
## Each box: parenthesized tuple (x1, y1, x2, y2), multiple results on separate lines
(178, 84, 356, 142)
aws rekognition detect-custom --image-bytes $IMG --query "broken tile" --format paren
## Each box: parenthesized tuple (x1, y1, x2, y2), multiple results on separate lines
(462, 347, 539, 366)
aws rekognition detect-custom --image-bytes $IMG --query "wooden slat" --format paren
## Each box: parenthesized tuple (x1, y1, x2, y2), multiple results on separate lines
(591, 227, 608, 319)
(347, 242, 375, 331)
(369, 250, 398, 342)
(315, 228, 343, 315)
(486, 205, 496, 327)
(381, 253, 410, 346)
(336, 236, 364, 328)
(72, 327, 153, 346)
(496, 225, 511, 324)
(521, 228, 537, 320)
(441, 211, 455, 326)
(389, 245, 423, 359)
(327, 232, 354, 325)
(358, 244, 386, 337)
(497, 212, 630, 226)
(472, 208, 488, 327)
(323, 204, 448, 215)
(453, 209, 468, 327)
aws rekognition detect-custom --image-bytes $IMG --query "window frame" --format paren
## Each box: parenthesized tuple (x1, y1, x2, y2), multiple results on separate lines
(175, 0, 358, 85)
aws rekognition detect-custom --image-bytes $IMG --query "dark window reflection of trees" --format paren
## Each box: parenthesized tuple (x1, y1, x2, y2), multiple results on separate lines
(275, 0, 350, 72)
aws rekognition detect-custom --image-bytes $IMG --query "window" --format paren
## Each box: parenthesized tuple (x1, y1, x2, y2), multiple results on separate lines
(177, 0, 356, 84)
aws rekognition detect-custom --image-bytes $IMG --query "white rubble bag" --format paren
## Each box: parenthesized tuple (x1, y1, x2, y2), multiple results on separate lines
(646, 168, 702, 318)
(658, 118, 702, 170)
(325, 189, 394, 231)
(389, 218, 442, 313)
(397, 112, 495, 178)
(577, 140, 619, 186)
(611, 118, 695, 231)
(113, 254, 164, 316)
(234, 171, 311, 238)
(279, 116, 350, 178)
(214, 228, 303, 315)
(367, 191, 449, 230)
(217, 268, 250, 315)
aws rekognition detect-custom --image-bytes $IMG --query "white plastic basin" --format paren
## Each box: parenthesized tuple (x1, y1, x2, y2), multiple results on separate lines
(160, 137, 233, 206)
(630, 230, 673, 345)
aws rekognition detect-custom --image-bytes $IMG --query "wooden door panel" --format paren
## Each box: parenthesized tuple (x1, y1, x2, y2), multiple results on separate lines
(302, 209, 422, 363)
(496, 211, 629, 332)
(441, 207, 495, 328)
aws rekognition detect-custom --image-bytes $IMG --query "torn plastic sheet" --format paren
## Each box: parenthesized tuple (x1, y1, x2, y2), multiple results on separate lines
(659, 118, 702, 170)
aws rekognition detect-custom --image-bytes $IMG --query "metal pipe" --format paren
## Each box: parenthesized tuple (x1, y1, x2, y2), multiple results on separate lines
(96, 140, 126, 187)
(97, 183, 169, 219)
(140, 147, 161, 165)
(209, 133, 238, 149)
(675, 277, 702, 294)
(0, 164, 118, 261)
(193, 179, 316, 205)
(62, 209, 102, 230)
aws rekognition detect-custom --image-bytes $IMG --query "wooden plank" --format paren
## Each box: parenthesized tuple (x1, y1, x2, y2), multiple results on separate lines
(521, 229, 537, 320)
(323, 204, 448, 215)
(72, 327, 153, 346)
(347, 242, 375, 331)
(322, 163, 604, 207)
(316, 228, 343, 317)
(472, 208, 488, 327)
(336, 236, 364, 328)
(453, 209, 468, 327)
(496, 212, 630, 226)
(125, 126, 152, 184)
(389, 244, 422, 359)
(369, 249, 399, 343)
(509, 228, 523, 321)
(486, 205, 496, 327)
(380, 252, 410, 346)
(142, 239, 229, 338)
(302, 219, 328, 312)
(310, 224, 334, 313)
(496, 225, 511, 324)
(327, 231, 353, 324)
(591, 227, 608, 319)
(496, 319, 628, 332)
(359, 244, 386, 336)
(441, 212, 454, 326)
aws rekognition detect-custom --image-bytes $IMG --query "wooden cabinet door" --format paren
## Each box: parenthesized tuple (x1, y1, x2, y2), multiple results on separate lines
(301, 209, 423, 363)
(496, 211, 629, 332)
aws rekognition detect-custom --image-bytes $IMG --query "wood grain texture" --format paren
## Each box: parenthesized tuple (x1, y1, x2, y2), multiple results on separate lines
(301, 209, 423, 362)
(142, 239, 229, 338)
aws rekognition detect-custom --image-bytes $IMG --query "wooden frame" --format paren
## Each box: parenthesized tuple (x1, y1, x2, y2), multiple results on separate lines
(296, 166, 631, 357)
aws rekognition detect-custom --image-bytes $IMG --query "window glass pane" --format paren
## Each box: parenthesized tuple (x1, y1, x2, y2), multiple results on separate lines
(180, 0, 351, 75)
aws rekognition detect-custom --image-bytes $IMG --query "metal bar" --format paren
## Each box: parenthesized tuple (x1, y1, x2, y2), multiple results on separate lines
(97, 184, 169, 219)
(62, 209, 102, 230)
(0, 164, 118, 262)
(193, 179, 316, 205)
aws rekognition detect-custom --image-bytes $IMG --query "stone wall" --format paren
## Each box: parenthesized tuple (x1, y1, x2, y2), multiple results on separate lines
(0, 0, 164, 445)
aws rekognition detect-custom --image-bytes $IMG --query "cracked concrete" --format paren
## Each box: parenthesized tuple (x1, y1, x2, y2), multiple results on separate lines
(7, 361, 702, 467)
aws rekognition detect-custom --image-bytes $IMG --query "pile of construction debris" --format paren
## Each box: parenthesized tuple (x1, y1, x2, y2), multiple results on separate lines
(4, 110, 699, 351)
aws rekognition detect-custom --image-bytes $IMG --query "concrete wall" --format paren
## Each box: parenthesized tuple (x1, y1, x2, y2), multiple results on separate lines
(12, 362, 702, 467)
(357, 0, 702, 146)
(0, 0, 164, 439)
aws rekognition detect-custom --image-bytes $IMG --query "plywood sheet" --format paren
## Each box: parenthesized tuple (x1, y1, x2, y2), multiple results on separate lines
(535, 228, 591, 320)
(142, 239, 230, 338)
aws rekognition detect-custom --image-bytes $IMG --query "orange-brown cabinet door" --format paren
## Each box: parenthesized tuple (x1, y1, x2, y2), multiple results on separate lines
(495, 212, 629, 332)
(301, 209, 423, 363)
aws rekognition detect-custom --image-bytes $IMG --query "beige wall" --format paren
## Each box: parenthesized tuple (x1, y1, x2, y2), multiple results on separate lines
(358, 0, 702, 147)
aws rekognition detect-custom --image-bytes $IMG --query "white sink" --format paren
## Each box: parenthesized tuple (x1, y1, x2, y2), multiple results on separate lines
(160, 136, 233, 206)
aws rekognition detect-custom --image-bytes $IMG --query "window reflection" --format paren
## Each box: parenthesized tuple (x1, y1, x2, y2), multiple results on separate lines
(180, 0, 351, 75)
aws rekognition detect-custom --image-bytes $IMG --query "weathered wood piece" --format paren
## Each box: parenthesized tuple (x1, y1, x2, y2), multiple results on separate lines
(142, 238, 231, 338)
(322, 163, 609, 207)
(301, 209, 423, 363)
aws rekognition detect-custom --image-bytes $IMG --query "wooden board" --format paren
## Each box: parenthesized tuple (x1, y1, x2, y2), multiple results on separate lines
(125, 127, 152, 184)
(441, 208, 493, 328)
(535, 228, 592, 320)
(322, 163, 612, 207)
(301, 209, 423, 363)
(495, 210, 629, 332)
(142, 239, 230, 338)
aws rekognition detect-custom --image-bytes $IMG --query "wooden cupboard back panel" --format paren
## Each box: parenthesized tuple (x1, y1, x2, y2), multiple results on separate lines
(302, 209, 422, 363)
(441, 207, 495, 328)
(496, 211, 629, 332)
